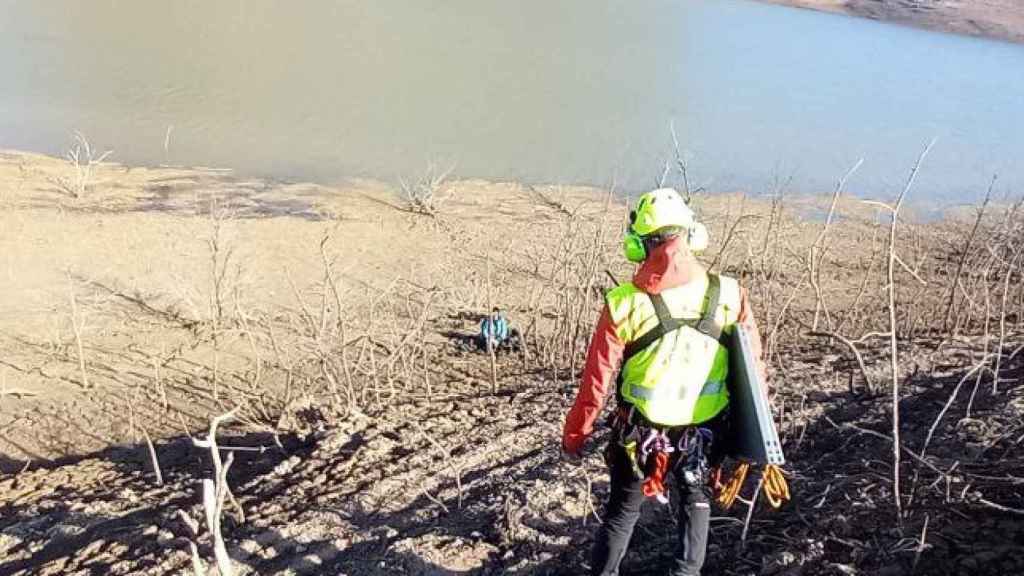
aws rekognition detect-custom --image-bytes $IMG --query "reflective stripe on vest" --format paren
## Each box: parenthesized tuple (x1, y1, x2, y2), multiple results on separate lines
(626, 378, 725, 401)
(606, 274, 742, 426)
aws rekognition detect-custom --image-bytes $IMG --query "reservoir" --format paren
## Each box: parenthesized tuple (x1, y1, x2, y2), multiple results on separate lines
(1, 0, 1022, 202)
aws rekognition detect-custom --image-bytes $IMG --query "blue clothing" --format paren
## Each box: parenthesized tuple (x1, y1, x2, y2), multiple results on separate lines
(479, 313, 510, 346)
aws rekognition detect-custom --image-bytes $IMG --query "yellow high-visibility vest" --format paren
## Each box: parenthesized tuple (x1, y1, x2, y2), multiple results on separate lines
(606, 273, 742, 426)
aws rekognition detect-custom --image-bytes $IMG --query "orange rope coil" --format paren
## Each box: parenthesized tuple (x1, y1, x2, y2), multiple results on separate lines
(714, 462, 790, 510)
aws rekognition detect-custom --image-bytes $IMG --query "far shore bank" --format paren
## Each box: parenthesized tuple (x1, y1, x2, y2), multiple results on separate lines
(758, 0, 1024, 44)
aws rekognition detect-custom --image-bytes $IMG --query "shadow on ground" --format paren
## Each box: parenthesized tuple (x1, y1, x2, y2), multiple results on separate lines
(1, 339, 1022, 575)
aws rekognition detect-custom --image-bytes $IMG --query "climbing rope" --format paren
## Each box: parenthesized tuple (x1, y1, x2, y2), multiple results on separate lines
(714, 462, 790, 510)
(716, 462, 749, 510)
(762, 464, 790, 509)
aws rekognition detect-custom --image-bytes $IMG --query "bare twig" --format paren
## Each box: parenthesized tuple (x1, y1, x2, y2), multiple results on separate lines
(975, 496, 1024, 516)
(823, 416, 946, 476)
(810, 158, 864, 331)
(740, 477, 763, 546)
(66, 271, 91, 389)
(919, 355, 993, 459)
(993, 247, 1022, 393)
(142, 428, 164, 486)
(882, 137, 937, 521)
(192, 408, 240, 576)
(399, 162, 456, 216)
(944, 175, 995, 330)
(487, 254, 498, 393)
(912, 514, 929, 574)
(669, 119, 694, 201)
(53, 131, 113, 199)
(807, 331, 874, 394)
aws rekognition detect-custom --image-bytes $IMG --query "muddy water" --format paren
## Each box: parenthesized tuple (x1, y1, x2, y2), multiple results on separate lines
(1, 0, 1022, 200)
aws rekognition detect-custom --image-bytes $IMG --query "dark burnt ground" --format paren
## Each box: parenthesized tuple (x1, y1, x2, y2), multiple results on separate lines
(1, 332, 1022, 576)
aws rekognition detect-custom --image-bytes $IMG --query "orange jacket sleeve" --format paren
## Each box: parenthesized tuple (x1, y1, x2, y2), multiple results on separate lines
(561, 306, 625, 455)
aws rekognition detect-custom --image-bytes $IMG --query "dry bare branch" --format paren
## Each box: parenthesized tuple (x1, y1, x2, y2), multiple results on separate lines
(884, 137, 936, 521)
(52, 131, 113, 199)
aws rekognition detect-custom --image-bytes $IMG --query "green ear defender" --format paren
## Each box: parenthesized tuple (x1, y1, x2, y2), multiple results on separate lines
(623, 230, 646, 263)
(623, 209, 647, 263)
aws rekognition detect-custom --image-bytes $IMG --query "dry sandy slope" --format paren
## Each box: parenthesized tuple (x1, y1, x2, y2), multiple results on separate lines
(759, 0, 1024, 44)
(1, 150, 1022, 575)
(0, 149, 618, 463)
(0, 147, 863, 464)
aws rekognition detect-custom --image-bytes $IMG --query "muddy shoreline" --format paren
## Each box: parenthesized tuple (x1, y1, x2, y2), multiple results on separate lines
(759, 0, 1024, 44)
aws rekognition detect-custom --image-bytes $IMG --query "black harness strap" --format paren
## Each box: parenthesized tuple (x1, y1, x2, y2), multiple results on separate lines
(649, 292, 680, 332)
(620, 274, 722, 365)
(697, 274, 723, 341)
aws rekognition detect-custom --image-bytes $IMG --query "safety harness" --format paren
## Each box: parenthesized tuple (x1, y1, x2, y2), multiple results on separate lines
(620, 274, 724, 364)
(611, 275, 723, 503)
(608, 410, 719, 504)
(612, 274, 791, 509)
